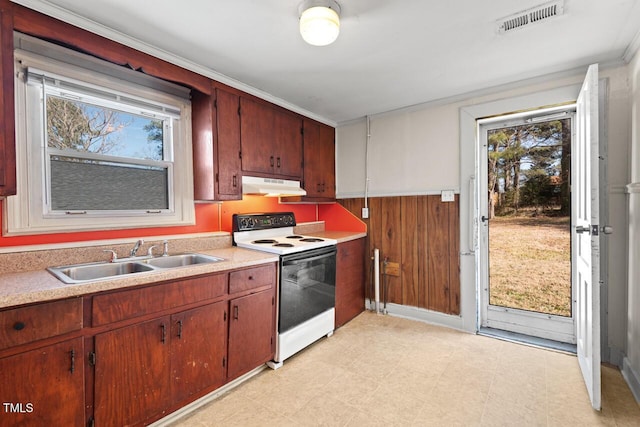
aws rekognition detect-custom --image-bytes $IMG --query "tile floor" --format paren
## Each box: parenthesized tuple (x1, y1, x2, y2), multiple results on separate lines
(171, 312, 640, 426)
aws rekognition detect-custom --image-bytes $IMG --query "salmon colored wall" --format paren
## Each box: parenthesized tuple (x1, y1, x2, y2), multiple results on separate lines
(0, 197, 363, 248)
(318, 203, 366, 232)
(219, 196, 317, 232)
(0, 201, 220, 248)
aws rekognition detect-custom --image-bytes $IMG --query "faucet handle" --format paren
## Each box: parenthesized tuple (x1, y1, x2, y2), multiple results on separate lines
(103, 250, 118, 262)
(147, 245, 159, 257)
(162, 240, 169, 257)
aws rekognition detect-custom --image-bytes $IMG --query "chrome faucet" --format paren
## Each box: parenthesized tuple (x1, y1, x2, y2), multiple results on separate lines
(130, 239, 144, 257)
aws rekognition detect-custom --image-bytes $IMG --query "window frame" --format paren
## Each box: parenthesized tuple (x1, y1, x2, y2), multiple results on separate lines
(4, 34, 195, 236)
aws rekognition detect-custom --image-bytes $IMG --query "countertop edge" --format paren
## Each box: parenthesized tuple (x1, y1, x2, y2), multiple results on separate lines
(0, 247, 278, 309)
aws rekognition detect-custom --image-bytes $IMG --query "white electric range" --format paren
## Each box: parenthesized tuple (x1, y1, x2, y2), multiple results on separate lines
(232, 212, 337, 367)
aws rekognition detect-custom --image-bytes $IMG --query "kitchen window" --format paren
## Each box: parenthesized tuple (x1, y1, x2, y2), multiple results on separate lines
(4, 33, 194, 235)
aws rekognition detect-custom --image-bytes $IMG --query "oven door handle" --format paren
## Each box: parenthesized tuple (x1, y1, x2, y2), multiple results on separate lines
(283, 253, 335, 265)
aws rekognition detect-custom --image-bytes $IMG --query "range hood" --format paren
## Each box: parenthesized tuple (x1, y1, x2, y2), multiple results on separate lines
(242, 176, 307, 197)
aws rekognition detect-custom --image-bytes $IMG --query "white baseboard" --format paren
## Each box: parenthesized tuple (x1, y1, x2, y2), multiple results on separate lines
(622, 357, 640, 403)
(150, 365, 267, 426)
(364, 299, 466, 332)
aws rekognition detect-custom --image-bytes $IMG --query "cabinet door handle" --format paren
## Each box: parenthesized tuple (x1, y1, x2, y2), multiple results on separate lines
(248, 275, 254, 281)
(13, 321, 25, 331)
(270, 156, 274, 167)
(232, 175, 237, 187)
(176, 320, 183, 339)
(69, 349, 75, 373)
(277, 157, 281, 168)
(160, 323, 166, 344)
(233, 305, 239, 320)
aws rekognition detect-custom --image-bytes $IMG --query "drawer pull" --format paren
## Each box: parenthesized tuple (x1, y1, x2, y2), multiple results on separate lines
(13, 321, 25, 331)
(177, 320, 183, 339)
(160, 323, 166, 344)
(248, 275, 254, 281)
(233, 305, 239, 320)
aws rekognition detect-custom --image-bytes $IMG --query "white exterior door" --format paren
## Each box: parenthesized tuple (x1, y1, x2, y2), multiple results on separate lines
(573, 63, 601, 411)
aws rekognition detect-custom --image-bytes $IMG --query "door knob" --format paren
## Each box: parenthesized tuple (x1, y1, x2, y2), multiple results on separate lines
(601, 226, 613, 235)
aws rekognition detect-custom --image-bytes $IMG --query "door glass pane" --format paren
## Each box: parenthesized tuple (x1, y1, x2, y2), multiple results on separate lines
(487, 118, 572, 317)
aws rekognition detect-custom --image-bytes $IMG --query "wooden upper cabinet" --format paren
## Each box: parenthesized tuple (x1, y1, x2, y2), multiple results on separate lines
(0, 7, 16, 198)
(239, 97, 302, 180)
(284, 120, 335, 202)
(192, 87, 242, 201)
(215, 88, 242, 199)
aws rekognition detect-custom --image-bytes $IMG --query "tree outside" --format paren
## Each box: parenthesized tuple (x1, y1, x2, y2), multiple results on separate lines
(487, 118, 572, 317)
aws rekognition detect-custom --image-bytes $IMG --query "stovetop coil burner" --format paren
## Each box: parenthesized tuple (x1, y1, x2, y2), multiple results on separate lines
(273, 243, 294, 247)
(253, 239, 278, 244)
(300, 238, 323, 242)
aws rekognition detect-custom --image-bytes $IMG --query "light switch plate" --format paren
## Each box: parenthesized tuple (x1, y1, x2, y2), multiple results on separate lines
(441, 190, 455, 202)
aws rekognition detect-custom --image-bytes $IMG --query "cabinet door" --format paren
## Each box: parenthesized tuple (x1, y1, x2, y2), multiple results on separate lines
(215, 88, 242, 199)
(240, 97, 276, 175)
(94, 317, 171, 426)
(171, 302, 227, 403)
(302, 120, 323, 198)
(318, 123, 336, 199)
(274, 111, 302, 178)
(227, 290, 274, 380)
(0, 8, 16, 197)
(335, 238, 365, 327)
(0, 338, 84, 427)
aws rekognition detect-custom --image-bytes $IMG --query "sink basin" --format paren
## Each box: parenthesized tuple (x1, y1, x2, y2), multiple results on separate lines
(47, 253, 224, 284)
(144, 253, 223, 269)
(48, 261, 155, 284)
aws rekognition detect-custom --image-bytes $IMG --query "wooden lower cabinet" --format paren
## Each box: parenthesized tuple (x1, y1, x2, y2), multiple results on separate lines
(335, 238, 366, 328)
(0, 337, 85, 427)
(91, 265, 276, 425)
(94, 302, 228, 426)
(171, 302, 227, 404)
(227, 289, 275, 380)
(94, 316, 172, 426)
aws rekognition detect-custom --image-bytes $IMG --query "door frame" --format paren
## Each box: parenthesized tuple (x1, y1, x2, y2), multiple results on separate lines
(477, 107, 577, 344)
(458, 84, 586, 333)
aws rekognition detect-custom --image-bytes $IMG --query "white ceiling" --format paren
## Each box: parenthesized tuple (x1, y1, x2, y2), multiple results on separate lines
(12, 0, 640, 124)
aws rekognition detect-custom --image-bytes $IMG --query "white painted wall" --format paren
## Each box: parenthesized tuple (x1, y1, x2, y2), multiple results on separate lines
(337, 65, 631, 368)
(624, 50, 640, 401)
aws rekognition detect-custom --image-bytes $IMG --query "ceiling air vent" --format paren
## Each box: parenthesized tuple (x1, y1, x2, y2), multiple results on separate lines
(497, 0, 564, 34)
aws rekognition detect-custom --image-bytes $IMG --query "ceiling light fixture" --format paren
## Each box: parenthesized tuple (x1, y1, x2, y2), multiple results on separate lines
(298, 0, 341, 46)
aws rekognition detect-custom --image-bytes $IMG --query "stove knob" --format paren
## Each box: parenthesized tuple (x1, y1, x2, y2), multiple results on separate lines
(240, 218, 248, 229)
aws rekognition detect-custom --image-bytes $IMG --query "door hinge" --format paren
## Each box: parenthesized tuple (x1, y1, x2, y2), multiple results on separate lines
(239, 151, 242, 159)
(89, 351, 96, 366)
(224, 310, 227, 321)
(213, 99, 217, 109)
(87, 416, 95, 427)
(237, 105, 241, 115)
(301, 127, 304, 135)
(215, 172, 219, 183)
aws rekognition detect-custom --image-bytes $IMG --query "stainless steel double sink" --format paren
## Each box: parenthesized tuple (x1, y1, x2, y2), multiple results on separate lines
(47, 253, 223, 284)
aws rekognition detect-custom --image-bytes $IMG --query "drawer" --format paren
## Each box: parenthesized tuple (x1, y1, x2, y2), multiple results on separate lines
(0, 298, 83, 351)
(229, 264, 276, 294)
(93, 273, 228, 326)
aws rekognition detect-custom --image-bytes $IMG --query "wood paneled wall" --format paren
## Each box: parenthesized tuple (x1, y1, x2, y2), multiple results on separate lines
(338, 196, 460, 315)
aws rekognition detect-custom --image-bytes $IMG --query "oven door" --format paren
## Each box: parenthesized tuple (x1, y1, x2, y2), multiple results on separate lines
(278, 245, 337, 334)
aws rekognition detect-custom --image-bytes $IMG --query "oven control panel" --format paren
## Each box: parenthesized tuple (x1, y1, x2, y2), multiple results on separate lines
(232, 212, 296, 232)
